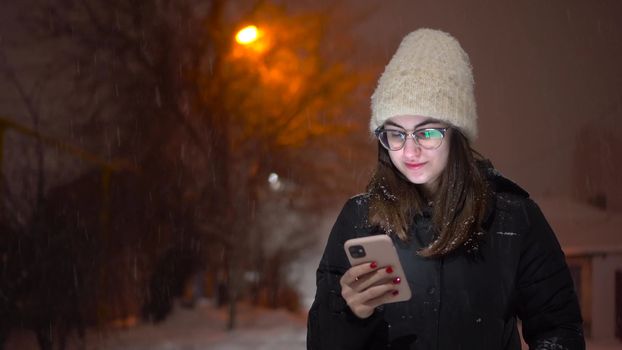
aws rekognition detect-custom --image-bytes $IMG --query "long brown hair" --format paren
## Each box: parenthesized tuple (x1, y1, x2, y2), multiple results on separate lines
(366, 128, 490, 258)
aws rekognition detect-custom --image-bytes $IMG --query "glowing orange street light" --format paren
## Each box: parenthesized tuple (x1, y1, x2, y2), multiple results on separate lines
(235, 25, 259, 45)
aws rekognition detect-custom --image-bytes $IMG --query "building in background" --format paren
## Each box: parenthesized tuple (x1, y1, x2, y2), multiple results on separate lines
(537, 196, 622, 342)
(572, 112, 622, 212)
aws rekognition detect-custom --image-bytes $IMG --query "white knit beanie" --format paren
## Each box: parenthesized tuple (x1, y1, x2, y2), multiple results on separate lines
(370, 28, 478, 141)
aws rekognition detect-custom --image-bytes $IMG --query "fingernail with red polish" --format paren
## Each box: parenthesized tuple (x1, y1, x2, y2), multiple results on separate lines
(393, 277, 401, 284)
(370, 261, 377, 269)
(385, 266, 393, 274)
(392, 290, 399, 296)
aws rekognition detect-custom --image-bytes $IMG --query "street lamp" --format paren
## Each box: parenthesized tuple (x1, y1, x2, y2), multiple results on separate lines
(235, 25, 259, 45)
(268, 172, 282, 191)
(233, 24, 269, 55)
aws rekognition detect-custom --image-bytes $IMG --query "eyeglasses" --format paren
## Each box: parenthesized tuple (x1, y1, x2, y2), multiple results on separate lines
(375, 127, 448, 151)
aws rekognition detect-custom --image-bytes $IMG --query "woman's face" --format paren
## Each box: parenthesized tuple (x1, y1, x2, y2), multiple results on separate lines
(383, 115, 451, 194)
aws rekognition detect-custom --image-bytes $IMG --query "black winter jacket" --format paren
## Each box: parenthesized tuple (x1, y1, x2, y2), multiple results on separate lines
(307, 170, 584, 349)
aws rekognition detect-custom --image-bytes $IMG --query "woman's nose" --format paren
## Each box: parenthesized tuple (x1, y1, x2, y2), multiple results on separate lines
(402, 137, 421, 157)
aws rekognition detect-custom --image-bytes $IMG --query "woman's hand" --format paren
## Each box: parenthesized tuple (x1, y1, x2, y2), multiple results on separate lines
(339, 261, 401, 319)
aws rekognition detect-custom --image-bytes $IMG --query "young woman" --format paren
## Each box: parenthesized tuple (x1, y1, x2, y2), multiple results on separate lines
(307, 29, 585, 349)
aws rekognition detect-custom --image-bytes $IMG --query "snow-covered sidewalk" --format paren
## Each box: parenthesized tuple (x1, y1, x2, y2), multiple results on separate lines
(85, 302, 307, 350)
(3, 302, 307, 350)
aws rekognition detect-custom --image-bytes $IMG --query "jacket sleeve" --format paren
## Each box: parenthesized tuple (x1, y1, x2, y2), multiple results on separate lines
(307, 198, 387, 350)
(516, 199, 585, 350)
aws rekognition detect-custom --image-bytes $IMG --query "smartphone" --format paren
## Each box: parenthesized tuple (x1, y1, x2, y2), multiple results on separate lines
(344, 235, 412, 303)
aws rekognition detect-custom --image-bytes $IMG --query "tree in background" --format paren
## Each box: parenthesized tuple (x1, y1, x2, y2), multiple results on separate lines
(0, 0, 367, 347)
(213, 1, 367, 327)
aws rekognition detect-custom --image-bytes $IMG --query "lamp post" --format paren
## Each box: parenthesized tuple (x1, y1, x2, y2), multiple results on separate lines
(224, 23, 269, 331)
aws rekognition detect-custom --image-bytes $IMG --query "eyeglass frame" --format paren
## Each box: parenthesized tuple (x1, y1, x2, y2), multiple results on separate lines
(374, 126, 449, 151)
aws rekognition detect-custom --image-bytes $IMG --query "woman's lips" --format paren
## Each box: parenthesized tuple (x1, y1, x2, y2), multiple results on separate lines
(404, 162, 426, 170)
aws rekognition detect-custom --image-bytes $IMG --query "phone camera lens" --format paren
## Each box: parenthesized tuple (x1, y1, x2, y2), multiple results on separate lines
(349, 245, 366, 258)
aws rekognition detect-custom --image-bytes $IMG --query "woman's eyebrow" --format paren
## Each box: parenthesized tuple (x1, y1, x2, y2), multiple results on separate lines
(414, 119, 443, 128)
(384, 120, 403, 128)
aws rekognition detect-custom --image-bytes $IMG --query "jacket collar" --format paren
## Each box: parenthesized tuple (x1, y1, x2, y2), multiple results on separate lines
(477, 159, 530, 229)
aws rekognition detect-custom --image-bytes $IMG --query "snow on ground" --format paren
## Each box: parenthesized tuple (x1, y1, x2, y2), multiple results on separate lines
(4, 302, 307, 350)
(87, 302, 307, 350)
